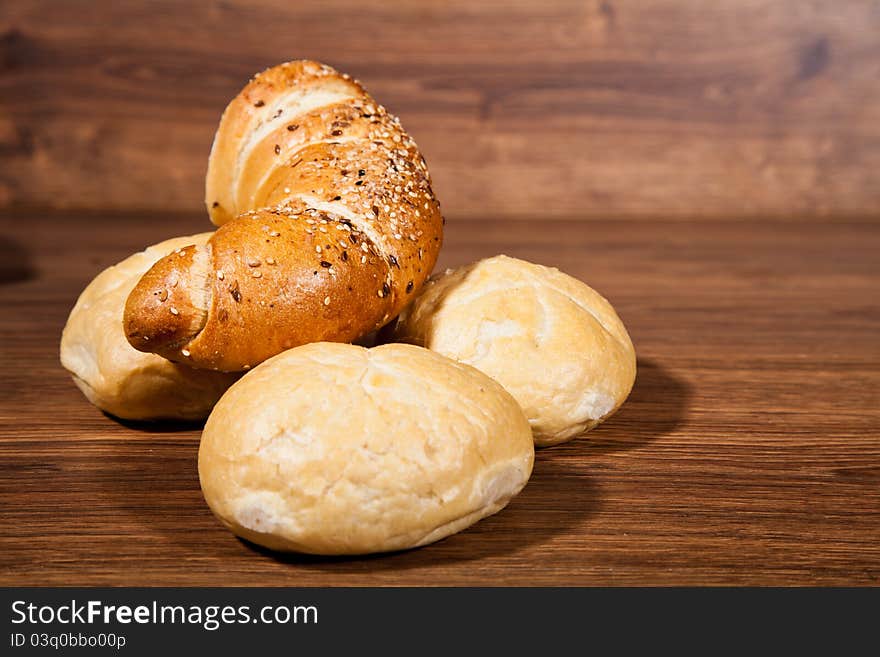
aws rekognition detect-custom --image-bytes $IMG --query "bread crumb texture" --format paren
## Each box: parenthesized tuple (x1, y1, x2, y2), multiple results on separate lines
(391, 255, 637, 446)
(198, 342, 534, 554)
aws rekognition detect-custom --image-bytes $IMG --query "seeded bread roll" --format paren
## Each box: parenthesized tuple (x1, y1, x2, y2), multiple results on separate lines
(123, 60, 443, 372)
(60, 234, 239, 420)
(387, 255, 637, 446)
(198, 342, 534, 555)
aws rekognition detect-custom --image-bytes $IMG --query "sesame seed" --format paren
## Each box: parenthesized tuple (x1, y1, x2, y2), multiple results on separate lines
(283, 187, 291, 193)
(248, 259, 261, 267)
(324, 296, 331, 305)
(274, 144, 281, 155)
(266, 257, 276, 265)
(181, 349, 191, 357)
(170, 307, 179, 316)
(361, 255, 367, 263)
(216, 270, 224, 280)
(269, 230, 280, 237)
(315, 245, 322, 253)
(252, 270, 262, 278)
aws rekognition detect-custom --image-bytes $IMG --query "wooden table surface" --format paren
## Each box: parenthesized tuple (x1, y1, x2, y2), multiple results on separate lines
(1, 210, 878, 586)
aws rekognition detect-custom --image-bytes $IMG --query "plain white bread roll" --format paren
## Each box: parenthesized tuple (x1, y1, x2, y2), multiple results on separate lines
(60, 234, 239, 420)
(198, 342, 534, 555)
(388, 255, 636, 446)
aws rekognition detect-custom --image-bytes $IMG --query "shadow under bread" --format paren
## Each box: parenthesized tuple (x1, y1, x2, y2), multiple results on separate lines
(576, 358, 691, 456)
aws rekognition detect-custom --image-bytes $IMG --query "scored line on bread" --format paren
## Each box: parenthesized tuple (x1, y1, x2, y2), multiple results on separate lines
(123, 60, 443, 372)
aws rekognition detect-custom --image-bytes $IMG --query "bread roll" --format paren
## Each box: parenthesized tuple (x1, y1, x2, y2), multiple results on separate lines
(388, 255, 636, 446)
(198, 342, 534, 554)
(123, 60, 443, 372)
(60, 234, 239, 420)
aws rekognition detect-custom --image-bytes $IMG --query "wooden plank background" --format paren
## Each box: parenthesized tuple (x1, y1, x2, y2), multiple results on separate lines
(2, 0, 880, 220)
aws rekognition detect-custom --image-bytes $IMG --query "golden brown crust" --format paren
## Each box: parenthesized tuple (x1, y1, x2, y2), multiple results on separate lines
(60, 234, 239, 420)
(205, 61, 364, 226)
(123, 244, 209, 355)
(184, 209, 395, 371)
(125, 60, 443, 371)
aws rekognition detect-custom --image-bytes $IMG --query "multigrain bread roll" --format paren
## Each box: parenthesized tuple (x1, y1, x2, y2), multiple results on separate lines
(198, 342, 534, 554)
(388, 255, 636, 446)
(60, 234, 239, 420)
(123, 60, 443, 372)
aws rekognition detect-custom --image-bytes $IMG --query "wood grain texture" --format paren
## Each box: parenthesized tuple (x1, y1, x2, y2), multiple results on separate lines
(1, 211, 878, 585)
(2, 0, 880, 220)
